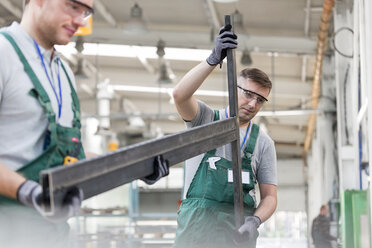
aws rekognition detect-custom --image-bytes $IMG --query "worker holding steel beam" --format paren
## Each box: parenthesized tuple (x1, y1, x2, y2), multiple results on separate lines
(172, 25, 277, 248)
(0, 1, 95, 247)
(0, 1, 168, 248)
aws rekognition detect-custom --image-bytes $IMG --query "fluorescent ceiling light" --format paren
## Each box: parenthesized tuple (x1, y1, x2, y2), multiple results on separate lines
(56, 43, 212, 62)
(110, 85, 227, 97)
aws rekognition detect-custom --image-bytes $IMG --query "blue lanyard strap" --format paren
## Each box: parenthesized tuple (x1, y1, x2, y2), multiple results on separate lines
(224, 108, 251, 151)
(240, 121, 251, 150)
(34, 40, 62, 119)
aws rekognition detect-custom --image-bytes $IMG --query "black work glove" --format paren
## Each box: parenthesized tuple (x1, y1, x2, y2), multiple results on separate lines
(206, 24, 238, 68)
(17, 180, 83, 222)
(234, 216, 261, 247)
(141, 155, 170, 185)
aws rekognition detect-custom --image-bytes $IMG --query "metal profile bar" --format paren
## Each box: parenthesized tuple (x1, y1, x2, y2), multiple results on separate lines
(225, 15, 244, 228)
(41, 15, 244, 221)
(41, 118, 238, 215)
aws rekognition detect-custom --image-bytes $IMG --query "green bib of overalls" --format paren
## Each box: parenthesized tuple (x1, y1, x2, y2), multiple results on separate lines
(0, 32, 85, 205)
(174, 110, 260, 248)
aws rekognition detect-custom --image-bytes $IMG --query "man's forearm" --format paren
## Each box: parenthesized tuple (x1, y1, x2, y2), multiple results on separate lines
(254, 195, 277, 223)
(173, 61, 216, 121)
(254, 184, 277, 223)
(173, 61, 216, 102)
(0, 162, 26, 199)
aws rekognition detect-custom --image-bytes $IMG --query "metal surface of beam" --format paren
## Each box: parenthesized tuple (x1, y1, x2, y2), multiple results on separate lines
(41, 118, 238, 215)
(225, 15, 244, 229)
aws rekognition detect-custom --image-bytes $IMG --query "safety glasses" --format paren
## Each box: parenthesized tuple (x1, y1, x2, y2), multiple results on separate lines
(65, 0, 94, 21)
(237, 85, 268, 106)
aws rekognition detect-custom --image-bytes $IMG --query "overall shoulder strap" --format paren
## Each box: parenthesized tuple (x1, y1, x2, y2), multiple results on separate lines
(213, 110, 220, 121)
(0, 32, 56, 124)
(60, 62, 81, 128)
(245, 123, 260, 154)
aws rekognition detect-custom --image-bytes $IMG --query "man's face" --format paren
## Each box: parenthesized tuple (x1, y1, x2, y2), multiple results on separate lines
(237, 78, 270, 124)
(321, 206, 329, 215)
(38, 0, 94, 46)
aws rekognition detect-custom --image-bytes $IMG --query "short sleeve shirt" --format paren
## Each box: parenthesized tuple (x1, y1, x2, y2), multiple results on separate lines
(0, 22, 76, 171)
(182, 100, 277, 199)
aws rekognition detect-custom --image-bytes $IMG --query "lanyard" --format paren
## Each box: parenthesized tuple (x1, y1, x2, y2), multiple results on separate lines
(224, 108, 251, 150)
(240, 122, 251, 150)
(34, 40, 62, 119)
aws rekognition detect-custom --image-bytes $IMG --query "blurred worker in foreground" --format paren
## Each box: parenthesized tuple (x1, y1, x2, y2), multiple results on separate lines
(0, 0, 168, 247)
(172, 25, 277, 248)
(311, 205, 337, 248)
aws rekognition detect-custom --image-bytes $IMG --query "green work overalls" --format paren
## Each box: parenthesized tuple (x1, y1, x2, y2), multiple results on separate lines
(0, 32, 85, 204)
(0, 32, 86, 248)
(174, 111, 260, 248)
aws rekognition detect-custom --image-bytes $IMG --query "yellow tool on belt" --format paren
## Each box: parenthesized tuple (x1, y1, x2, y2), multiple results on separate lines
(64, 156, 78, 165)
(64, 138, 82, 165)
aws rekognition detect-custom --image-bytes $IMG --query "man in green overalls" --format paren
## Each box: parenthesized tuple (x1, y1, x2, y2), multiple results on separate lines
(172, 25, 278, 248)
(0, 1, 168, 247)
(0, 1, 95, 246)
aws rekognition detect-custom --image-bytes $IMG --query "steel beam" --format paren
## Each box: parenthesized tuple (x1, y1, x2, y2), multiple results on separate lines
(42, 15, 244, 221)
(41, 118, 238, 215)
(225, 15, 244, 229)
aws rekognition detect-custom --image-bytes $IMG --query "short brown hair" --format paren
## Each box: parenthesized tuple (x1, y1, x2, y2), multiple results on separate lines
(239, 68, 272, 90)
(320, 205, 328, 211)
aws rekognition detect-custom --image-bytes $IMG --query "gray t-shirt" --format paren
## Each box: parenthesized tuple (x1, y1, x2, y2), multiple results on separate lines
(0, 22, 76, 171)
(182, 101, 277, 199)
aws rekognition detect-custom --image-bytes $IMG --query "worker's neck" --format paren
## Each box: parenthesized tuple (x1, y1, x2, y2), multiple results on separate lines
(225, 107, 251, 129)
(239, 120, 251, 129)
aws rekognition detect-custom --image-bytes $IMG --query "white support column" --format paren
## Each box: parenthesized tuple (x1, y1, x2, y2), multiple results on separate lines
(334, 4, 359, 246)
(334, 3, 359, 192)
(362, 0, 372, 244)
(97, 79, 114, 130)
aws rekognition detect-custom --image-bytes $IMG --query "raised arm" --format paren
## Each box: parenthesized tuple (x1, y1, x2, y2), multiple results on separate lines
(173, 61, 216, 121)
(172, 24, 237, 121)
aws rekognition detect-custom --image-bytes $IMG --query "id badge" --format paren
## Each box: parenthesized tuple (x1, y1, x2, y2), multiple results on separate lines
(228, 169, 250, 184)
